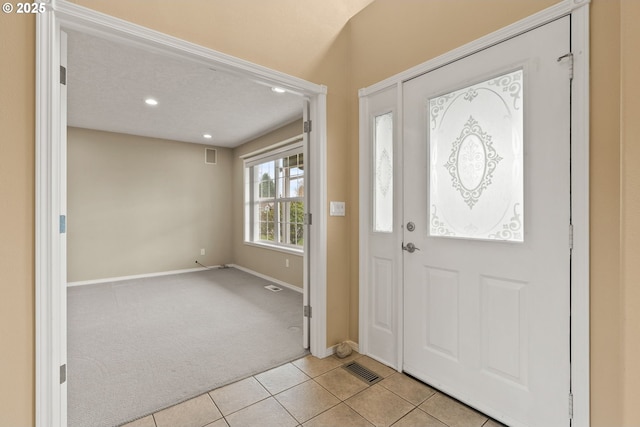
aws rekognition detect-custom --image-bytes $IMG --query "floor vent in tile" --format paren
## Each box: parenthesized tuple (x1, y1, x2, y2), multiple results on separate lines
(264, 285, 282, 292)
(343, 361, 382, 385)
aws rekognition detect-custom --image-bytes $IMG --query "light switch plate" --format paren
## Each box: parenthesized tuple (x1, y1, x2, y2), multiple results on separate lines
(330, 201, 346, 216)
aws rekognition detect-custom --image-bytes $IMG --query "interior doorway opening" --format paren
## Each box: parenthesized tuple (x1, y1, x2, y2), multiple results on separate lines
(36, 3, 328, 427)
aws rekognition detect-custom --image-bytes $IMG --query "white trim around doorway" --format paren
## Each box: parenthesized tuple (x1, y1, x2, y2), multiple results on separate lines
(358, 0, 590, 425)
(35, 2, 328, 426)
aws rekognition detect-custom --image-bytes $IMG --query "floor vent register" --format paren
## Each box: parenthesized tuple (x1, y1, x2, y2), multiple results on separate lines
(343, 361, 382, 385)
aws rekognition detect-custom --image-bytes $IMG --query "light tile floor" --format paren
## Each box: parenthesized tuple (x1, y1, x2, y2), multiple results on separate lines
(121, 352, 507, 427)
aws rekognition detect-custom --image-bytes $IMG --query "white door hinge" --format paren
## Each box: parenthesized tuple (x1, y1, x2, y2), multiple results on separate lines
(304, 120, 312, 133)
(568, 392, 574, 419)
(303, 305, 312, 318)
(60, 65, 67, 85)
(569, 224, 574, 250)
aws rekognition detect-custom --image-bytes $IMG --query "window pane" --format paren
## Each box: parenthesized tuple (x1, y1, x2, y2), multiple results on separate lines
(257, 163, 275, 199)
(289, 176, 304, 197)
(285, 153, 302, 169)
(290, 201, 304, 246)
(275, 201, 304, 246)
(374, 112, 393, 233)
(429, 69, 524, 241)
(259, 202, 275, 241)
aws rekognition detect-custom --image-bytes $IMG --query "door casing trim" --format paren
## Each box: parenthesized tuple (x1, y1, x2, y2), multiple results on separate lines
(359, 1, 590, 425)
(36, 1, 328, 426)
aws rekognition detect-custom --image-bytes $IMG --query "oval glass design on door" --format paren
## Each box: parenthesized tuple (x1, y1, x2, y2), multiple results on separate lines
(374, 112, 393, 233)
(456, 133, 487, 191)
(429, 69, 524, 241)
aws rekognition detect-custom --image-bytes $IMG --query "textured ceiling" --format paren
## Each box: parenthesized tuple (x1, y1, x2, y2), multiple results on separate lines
(66, 29, 304, 147)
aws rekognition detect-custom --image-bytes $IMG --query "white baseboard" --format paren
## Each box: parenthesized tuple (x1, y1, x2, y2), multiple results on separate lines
(66, 265, 220, 287)
(66, 264, 304, 293)
(228, 264, 303, 294)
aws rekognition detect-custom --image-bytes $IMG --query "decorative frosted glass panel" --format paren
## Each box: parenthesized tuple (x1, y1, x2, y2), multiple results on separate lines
(429, 69, 524, 241)
(374, 112, 393, 233)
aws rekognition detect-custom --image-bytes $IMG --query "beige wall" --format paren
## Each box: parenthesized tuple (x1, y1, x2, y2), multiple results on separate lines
(67, 128, 233, 282)
(0, 12, 35, 427)
(1, 1, 639, 426)
(589, 1, 623, 424)
(232, 120, 304, 289)
(621, 0, 640, 424)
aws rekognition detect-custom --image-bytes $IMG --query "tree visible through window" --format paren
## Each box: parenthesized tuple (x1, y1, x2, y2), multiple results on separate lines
(247, 146, 304, 250)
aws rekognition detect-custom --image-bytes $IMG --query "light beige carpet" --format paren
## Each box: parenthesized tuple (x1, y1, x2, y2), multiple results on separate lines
(67, 267, 306, 427)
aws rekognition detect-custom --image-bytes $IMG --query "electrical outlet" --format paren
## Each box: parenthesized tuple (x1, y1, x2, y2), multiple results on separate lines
(200, 248, 205, 255)
(285, 259, 289, 268)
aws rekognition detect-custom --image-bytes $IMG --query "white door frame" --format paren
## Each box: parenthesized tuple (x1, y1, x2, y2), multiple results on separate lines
(359, 0, 590, 425)
(35, 2, 328, 426)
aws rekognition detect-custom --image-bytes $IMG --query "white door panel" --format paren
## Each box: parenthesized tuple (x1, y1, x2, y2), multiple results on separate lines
(360, 85, 401, 368)
(403, 17, 571, 427)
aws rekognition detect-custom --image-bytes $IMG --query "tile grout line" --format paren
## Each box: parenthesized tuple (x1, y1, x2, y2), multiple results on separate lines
(295, 375, 349, 425)
(311, 370, 370, 402)
(419, 391, 486, 427)
(339, 383, 415, 427)
(254, 363, 311, 396)
(275, 377, 343, 425)
(376, 374, 436, 408)
(339, 370, 445, 427)
(274, 361, 370, 426)
(271, 392, 307, 425)
(390, 408, 427, 427)
(418, 391, 455, 427)
(207, 376, 272, 419)
(205, 392, 225, 426)
(250, 368, 314, 426)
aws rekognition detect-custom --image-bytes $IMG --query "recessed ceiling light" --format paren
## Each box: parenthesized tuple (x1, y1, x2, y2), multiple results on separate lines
(203, 134, 213, 139)
(145, 98, 158, 106)
(271, 87, 286, 94)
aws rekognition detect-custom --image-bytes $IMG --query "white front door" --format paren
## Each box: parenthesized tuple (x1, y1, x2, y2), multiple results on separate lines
(403, 17, 571, 427)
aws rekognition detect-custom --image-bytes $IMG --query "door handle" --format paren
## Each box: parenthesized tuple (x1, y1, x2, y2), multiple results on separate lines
(402, 242, 420, 253)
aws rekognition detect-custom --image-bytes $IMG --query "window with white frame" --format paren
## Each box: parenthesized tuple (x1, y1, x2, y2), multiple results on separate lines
(244, 142, 305, 251)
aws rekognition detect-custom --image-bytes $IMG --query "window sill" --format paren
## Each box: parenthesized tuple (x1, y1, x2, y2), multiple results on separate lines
(243, 241, 304, 256)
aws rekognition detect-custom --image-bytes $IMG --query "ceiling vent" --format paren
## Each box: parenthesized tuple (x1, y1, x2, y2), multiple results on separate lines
(205, 148, 217, 165)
